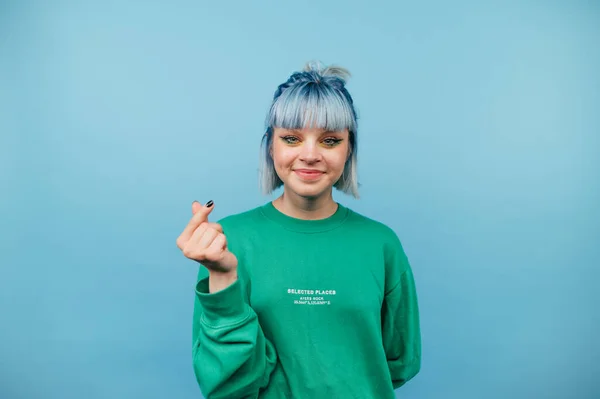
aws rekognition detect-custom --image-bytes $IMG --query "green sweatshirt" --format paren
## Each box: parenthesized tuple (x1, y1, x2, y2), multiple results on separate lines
(192, 201, 421, 399)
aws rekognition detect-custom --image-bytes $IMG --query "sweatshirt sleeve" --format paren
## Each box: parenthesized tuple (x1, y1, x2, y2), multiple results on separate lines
(192, 268, 278, 399)
(381, 235, 422, 389)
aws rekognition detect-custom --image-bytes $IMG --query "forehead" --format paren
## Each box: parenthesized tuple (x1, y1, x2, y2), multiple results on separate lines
(275, 127, 348, 135)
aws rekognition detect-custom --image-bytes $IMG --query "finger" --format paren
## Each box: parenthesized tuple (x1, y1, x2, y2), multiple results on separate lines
(192, 201, 203, 215)
(192, 199, 213, 215)
(189, 222, 210, 248)
(182, 222, 211, 259)
(188, 222, 223, 245)
(206, 223, 223, 234)
(196, 225, 219, 249)
(180, 201, 215, 243)
(205, 233, 227, 261)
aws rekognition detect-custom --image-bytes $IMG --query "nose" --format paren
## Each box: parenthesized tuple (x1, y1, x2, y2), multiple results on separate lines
(299, 140, 321, 163)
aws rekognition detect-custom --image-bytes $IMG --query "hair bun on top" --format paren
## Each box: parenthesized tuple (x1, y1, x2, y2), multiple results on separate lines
(281, 60, 351, 90)
(303, 60, 351, 83)
(272, 61, 350, 99)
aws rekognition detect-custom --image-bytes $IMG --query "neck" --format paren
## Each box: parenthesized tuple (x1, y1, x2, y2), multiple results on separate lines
(273, 188, 338, 220)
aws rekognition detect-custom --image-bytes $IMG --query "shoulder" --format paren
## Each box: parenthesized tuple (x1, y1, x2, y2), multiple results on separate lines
(344, 206, 409, 267)
(344, 206, 402, 246)
(345, 206, 412, 280)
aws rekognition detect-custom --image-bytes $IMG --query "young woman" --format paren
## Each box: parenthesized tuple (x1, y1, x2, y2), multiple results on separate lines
(176, 61, 421, 398)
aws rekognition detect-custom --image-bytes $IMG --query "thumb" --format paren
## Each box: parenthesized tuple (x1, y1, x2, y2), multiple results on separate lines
(192, 199, 214, 219)
(179, 200, 215, 244)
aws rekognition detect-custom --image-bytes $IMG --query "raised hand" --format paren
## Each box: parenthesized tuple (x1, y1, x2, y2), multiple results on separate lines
(176, 200, 238, 275)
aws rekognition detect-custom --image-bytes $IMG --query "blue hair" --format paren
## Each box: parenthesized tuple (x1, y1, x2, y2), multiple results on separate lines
(259, 61, 360, 198)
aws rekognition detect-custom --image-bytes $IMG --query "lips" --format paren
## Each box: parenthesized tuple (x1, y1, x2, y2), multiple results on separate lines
(294, 169, 324, 181)
(294, 169, 324, 174)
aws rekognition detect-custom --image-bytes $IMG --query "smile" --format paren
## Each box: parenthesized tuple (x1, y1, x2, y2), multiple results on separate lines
(294, 169, 324, 181)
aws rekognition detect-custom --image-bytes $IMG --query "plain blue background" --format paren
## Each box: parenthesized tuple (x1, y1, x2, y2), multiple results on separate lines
(1, 1, 598, 398)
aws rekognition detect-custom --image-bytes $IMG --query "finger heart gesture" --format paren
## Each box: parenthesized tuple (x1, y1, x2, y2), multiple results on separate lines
(176, 200, 238, 274)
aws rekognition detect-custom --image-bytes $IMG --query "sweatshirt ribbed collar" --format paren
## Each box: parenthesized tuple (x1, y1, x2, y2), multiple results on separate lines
(260, 201, 350, 233)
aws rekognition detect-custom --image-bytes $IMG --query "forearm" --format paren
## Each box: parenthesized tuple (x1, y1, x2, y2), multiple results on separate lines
(208, 270, 238, 293)
(383, 267, 422, 389)
(193, 275, 278, 398)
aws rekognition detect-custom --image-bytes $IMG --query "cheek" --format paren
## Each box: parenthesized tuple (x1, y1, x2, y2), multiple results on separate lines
(329, 148, 350, 169)
(271, 145, 295, 168)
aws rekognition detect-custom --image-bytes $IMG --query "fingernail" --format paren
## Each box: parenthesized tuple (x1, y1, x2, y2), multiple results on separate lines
(205, 200, 214, 208)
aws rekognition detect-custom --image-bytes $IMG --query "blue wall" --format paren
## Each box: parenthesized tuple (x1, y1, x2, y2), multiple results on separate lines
(1, 1, 598, 398)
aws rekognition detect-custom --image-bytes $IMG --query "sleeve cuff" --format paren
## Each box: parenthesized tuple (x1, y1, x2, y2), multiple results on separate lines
(195, 276, 248, 326)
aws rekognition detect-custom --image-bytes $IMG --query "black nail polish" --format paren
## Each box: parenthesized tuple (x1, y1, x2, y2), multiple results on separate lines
(205, 200, 214, 208)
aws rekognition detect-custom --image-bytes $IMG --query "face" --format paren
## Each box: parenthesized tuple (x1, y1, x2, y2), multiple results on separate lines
(270, 127, 351, 199)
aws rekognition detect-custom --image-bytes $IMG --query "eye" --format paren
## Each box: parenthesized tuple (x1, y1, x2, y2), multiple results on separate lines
(281, 136, 300, 144)
(323, 137, 342, 147)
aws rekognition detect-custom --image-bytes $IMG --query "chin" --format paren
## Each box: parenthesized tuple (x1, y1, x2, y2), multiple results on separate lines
(289, 184, 329, 199)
